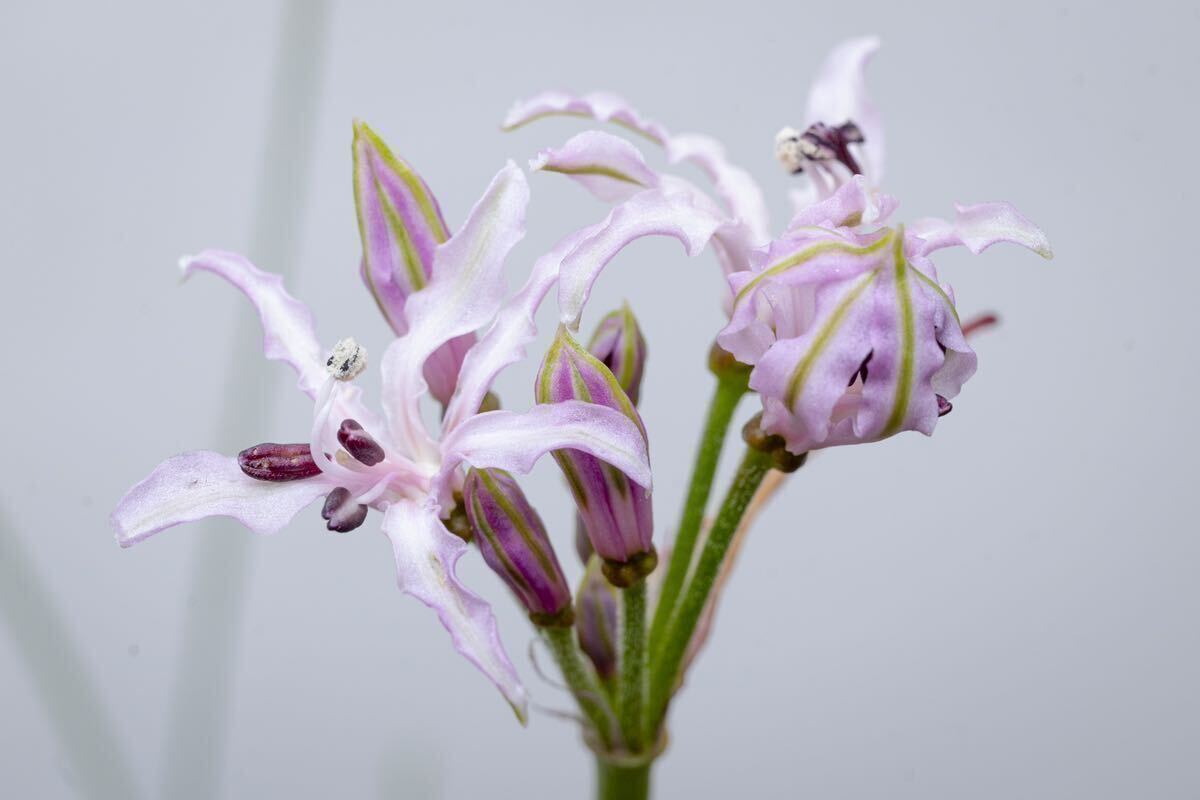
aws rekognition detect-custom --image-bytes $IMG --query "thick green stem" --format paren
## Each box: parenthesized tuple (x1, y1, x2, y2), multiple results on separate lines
(543, 626, 616, 751)
(596, 757, 651, 800)
(646, 446, 773, 728)
(649, 372, 748, 652)
(618, 580, 648, 751)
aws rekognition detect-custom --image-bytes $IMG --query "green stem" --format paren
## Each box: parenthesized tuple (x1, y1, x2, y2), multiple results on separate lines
(596, 757, 651, 800)
(618, 580, 648, 751)
(543, 626, 616, 751)
(649, 372, 748, 652)
(646, 446, 773, 728)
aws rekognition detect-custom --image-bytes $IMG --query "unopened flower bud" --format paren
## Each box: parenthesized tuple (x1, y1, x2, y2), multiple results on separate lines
(537, 327, 655, 583)
(575, 558, 620, 681)
(587, 304, 647, 405)
(464, 468, 573, 627)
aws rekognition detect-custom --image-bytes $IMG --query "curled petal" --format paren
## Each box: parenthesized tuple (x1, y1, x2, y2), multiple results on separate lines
(909, 201, 1053, 259)
(666, 133, 771, 244)
(381, 163, 529, 455)
(805, 36, 884, 181)
(352, 120, 451, 335)
(503, 90, 669, 143)
(788, 175, 898, 232)
(443, 225, 601, 432)
(382, 499, 528, 723)
(111, 451, 328, 547)
(181, 250, 325, 398)
(558, 189, 726, 329)
(530, 130, 660, 202)
(506, 91, 769, 243)
(440, 401, 652, 490)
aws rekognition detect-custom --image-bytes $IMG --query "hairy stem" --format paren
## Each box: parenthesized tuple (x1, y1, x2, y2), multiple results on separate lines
(649, 372, 748, 652)
(618, 580, 648, 751)
(646, 446, 773, 728)
(543, 626, 616, 751)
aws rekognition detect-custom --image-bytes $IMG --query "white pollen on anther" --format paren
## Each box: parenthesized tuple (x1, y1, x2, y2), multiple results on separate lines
(326, 337, 367, 381)
(774, 126, 805, 172)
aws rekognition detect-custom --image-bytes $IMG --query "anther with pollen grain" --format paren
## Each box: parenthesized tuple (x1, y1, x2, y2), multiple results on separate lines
(337, 419, 385, 466)
(322, 487, 368, 532)
(237, 443, 322, 482)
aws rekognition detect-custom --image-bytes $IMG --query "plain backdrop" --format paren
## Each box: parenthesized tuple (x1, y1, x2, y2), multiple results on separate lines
(2, 1, 1198, 798)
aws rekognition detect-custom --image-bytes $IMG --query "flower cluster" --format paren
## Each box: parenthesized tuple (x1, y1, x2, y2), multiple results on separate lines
(112, 34, 1049, 765)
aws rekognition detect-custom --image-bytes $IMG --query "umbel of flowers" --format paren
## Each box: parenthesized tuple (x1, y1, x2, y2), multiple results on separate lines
(112, 36, 1049, 800)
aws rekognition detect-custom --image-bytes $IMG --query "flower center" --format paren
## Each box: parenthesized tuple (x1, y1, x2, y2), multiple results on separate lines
(775, 121, 864, 177)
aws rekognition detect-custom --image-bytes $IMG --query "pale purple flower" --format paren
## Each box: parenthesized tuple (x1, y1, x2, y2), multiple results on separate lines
(717, 177, 1053, 455)
(500, 37, 883, 325)
(111, 163, 653, 721)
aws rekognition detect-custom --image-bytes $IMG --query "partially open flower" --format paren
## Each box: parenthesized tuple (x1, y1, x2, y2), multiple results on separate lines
(719, 177, 1052, 455)
(537, 326, 655, 585)
(464, 468, 572, 627)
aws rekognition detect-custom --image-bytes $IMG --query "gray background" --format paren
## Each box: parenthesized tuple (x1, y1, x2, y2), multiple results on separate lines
(2, 1, 1197, 797)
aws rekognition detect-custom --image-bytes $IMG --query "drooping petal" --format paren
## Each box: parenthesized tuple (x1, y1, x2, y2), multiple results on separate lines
(381, 499, 528, 723)
(665, 133, 771, 243)
(442, 225, 602, 433)
(381, 163, 529, 456)
(530, 130, 660, 202)
(557, 189, 727, 329)
(503, 90, 669, 144)
(111, 451, 328, 547)
(505, 91, 769, 242)
(352, 120, 451, 335)
(440, 401, 652, 489)
(804, 36, 884, 181)
(180, 250, 326, 398)
(908, 201, 1053, 259)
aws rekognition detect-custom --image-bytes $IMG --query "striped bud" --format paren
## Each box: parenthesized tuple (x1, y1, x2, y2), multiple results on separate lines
(575, 558, 620, 681)
(587, 304, 647, 405)
(536, 326, 655, 585)
(464, 468, 572, 626)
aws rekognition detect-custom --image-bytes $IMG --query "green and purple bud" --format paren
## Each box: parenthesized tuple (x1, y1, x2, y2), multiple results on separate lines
(463, 468, 573, 627)
(587, 304, 647, 405)
(536, 326, 655, 586)
(575, 558, 620, 681)
(352, 120, 472, 405)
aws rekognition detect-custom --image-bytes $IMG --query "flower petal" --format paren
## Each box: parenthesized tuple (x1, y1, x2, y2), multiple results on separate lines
(665, 133, 771, 243)
(505, 91, 769, 243)
(381, 499, 528, 723)
(530, 130, 660, 202)
(381, 163, 529, 455)
(181, 250, 326, 398)
(111, 451, 328, 547)
(557, 189, 726, 329)
(805, 36, 884, 181)
(502, 90, 669, 143)
(909, 201, 1053, 259)
(441, 401, 652, 489)
(751, 273, 877, 452)
(442, 225, 602, 433)
(788, 175, 897, 232)
(352, 120, 451, 335)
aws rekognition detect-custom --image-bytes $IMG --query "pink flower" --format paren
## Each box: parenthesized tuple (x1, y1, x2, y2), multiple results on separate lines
(111, 164, 652, 721)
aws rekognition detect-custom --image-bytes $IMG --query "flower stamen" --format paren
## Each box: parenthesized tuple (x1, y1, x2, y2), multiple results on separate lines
(322, 486, 368, 532)
(337, 419, 386, 466)
(326, 337, 367, 381)
(237, 443, 322, 482)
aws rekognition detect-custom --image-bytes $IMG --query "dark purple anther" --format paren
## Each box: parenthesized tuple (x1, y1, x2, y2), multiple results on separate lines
(322, 487, 368, 532)
(336, 419, 385, 466)
(237, 443, 322, 482)
(937, 395, 953, 417)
